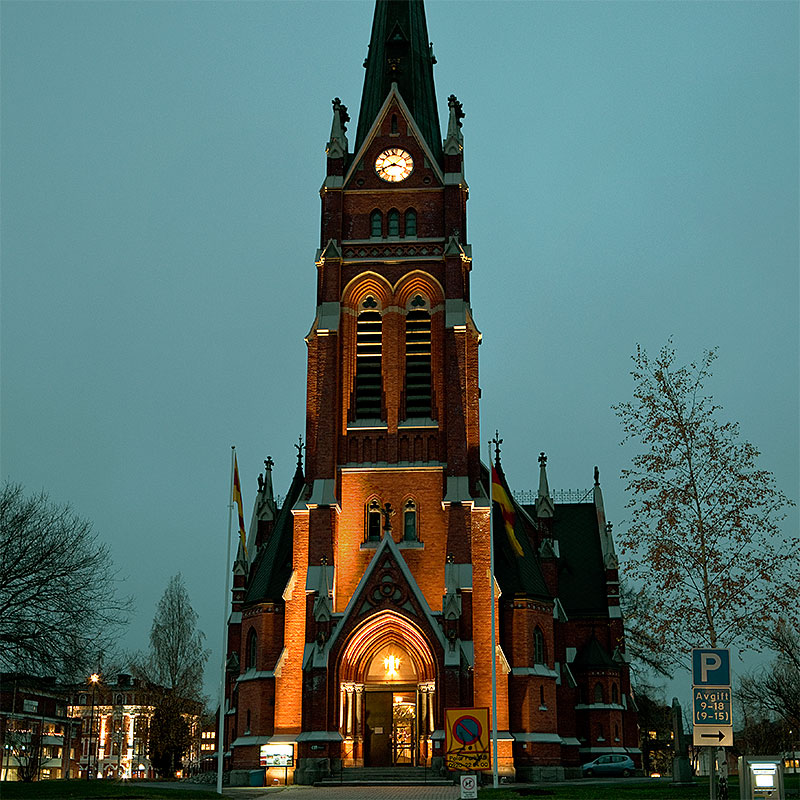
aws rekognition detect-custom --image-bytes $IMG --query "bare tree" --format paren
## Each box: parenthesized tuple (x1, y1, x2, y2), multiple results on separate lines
(614, 343, 797, 669)
(738, 620, 800, 731)
(0, 482, 130, 676)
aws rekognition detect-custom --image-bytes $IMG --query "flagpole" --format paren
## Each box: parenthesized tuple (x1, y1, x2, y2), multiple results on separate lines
(489, 439, 499, 789)
(217, 446, 235, 796)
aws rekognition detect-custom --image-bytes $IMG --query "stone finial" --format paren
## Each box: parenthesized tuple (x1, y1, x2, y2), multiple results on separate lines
(327, 97, 349, 158)
(594, 465, 600, 486)
(382, 502, 394, 533)
(295, 437, 305, 469)
(444, 94, 465, 156)
(490, 430, 503, 465)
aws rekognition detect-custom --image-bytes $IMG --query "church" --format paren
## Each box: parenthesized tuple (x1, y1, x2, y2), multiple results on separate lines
(223, 0, 639, 784)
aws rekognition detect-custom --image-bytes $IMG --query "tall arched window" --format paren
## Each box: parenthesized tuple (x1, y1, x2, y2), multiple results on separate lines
(403, 499, 418, 541)
(404, 209, 417, 237)
(247, 629, 258, 670)
(611, 683, 619, 704)
(405, 295, 431, 418)
(366, 499, 382, 541)
(593, 682, 604, 704)
(533, 627, 546, 664)
(370, 210, 382, 238)
(355, 297, 382, 419)
(387, 209, 400, 236)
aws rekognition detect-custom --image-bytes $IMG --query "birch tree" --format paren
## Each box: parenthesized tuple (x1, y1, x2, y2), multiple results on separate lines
(614, 343, 797, 669)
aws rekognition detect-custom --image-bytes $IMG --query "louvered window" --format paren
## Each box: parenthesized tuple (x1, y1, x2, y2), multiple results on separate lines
(355, 299, 382, 419)
(405, 298, 431, 418)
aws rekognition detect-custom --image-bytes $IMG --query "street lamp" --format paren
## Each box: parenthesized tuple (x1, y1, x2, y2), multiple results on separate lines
(86, 674, 100, 781)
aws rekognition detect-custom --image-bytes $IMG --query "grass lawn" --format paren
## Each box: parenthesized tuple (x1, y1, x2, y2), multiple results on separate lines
(0, 780, 220, 799)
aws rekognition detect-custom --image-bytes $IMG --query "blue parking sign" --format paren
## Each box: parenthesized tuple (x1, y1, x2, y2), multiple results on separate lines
(692, 649, 730, 686)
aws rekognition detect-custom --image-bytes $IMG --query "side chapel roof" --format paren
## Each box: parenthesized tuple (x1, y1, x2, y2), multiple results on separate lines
(244, 463, 306, 605)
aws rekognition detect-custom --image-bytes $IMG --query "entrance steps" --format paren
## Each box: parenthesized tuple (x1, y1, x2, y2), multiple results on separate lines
(316, 766, 454, 786)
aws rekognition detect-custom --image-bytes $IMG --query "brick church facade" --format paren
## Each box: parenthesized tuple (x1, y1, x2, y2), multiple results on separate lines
(223, 0, 639, 784)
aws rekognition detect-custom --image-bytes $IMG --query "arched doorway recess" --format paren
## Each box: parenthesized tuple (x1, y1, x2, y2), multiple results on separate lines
(338, 610, 437, 767)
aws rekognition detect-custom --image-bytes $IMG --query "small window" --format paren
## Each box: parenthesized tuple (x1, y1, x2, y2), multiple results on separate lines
(403, 499, 418, 541)
(533, 628, 546, 664)
(388, 209, 400, 236)
(405, 209, 417, 237)
(391, 114, 398, 134)
(539, 685, 545, 706)
(370, 210, 382, 238)
(593, 683, 604, 704)
(611, 683, 619, 704)
(247, 629, 258, 669)
(366, 499, 382, 541)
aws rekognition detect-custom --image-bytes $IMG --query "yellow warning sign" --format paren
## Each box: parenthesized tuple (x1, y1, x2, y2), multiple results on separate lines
(445, 707, 490, 771)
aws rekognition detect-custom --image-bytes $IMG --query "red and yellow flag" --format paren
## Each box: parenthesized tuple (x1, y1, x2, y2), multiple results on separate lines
(491, 464, 523, 557)
(232, 454, 247, 558)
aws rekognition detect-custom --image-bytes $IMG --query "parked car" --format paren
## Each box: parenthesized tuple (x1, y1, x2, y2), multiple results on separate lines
(581, 754, 635, 777)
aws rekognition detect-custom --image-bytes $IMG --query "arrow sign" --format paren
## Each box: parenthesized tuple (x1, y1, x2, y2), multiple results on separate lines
(692, 725, 733, 747)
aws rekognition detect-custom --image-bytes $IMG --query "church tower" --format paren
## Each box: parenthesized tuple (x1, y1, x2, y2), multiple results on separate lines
(225, 0, 638, 785)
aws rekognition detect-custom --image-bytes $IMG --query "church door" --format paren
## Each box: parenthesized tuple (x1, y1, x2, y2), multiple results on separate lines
(365, 690, 392, 767)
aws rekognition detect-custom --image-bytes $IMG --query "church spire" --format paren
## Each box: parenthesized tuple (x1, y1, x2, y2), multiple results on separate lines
(355, 0, 442, 163)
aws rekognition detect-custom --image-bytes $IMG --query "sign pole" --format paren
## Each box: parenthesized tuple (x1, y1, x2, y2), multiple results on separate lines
(488, 439, 499, 789)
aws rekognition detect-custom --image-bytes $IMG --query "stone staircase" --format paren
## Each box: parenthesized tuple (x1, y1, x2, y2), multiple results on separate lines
(316, 766, 454, 786)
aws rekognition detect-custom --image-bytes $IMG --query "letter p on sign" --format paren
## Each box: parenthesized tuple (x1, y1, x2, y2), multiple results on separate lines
(692, 649, 730, 687)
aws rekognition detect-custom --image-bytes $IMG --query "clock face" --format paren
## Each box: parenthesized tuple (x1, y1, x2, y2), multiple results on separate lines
(375, 148, 414, 182)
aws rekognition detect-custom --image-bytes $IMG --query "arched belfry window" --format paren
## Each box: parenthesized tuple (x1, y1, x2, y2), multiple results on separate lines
(366, 498, 382, 541)
(533, 627, 546, 665)
(247, 629, 258, 670)
(370, 210, 382, 238)
(387, 209, 400, 237)
(405, 295, 432, 418)
(355, 296, 382, 419)
(404, 209, 417, 237)
(403, 499, 418, 541)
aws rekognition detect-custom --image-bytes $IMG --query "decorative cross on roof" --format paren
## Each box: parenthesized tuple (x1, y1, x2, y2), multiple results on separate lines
(295, 436, 305, 468)
(490, 430, 503, 465)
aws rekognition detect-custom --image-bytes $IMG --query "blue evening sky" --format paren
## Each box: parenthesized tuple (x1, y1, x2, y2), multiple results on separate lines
(2, 0, 797, 704)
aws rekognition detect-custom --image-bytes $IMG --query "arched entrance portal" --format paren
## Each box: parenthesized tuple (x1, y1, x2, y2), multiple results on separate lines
(338, 610, 437, 768)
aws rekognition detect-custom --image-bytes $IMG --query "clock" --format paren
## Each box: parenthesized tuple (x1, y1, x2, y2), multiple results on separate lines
(375, 148, 414, 182)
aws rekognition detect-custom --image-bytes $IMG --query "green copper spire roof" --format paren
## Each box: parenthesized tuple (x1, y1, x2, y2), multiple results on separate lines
(355, 0, 442, 163)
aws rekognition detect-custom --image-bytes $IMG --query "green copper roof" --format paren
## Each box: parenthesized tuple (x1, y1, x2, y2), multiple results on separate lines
(355, 0, 442, 163)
